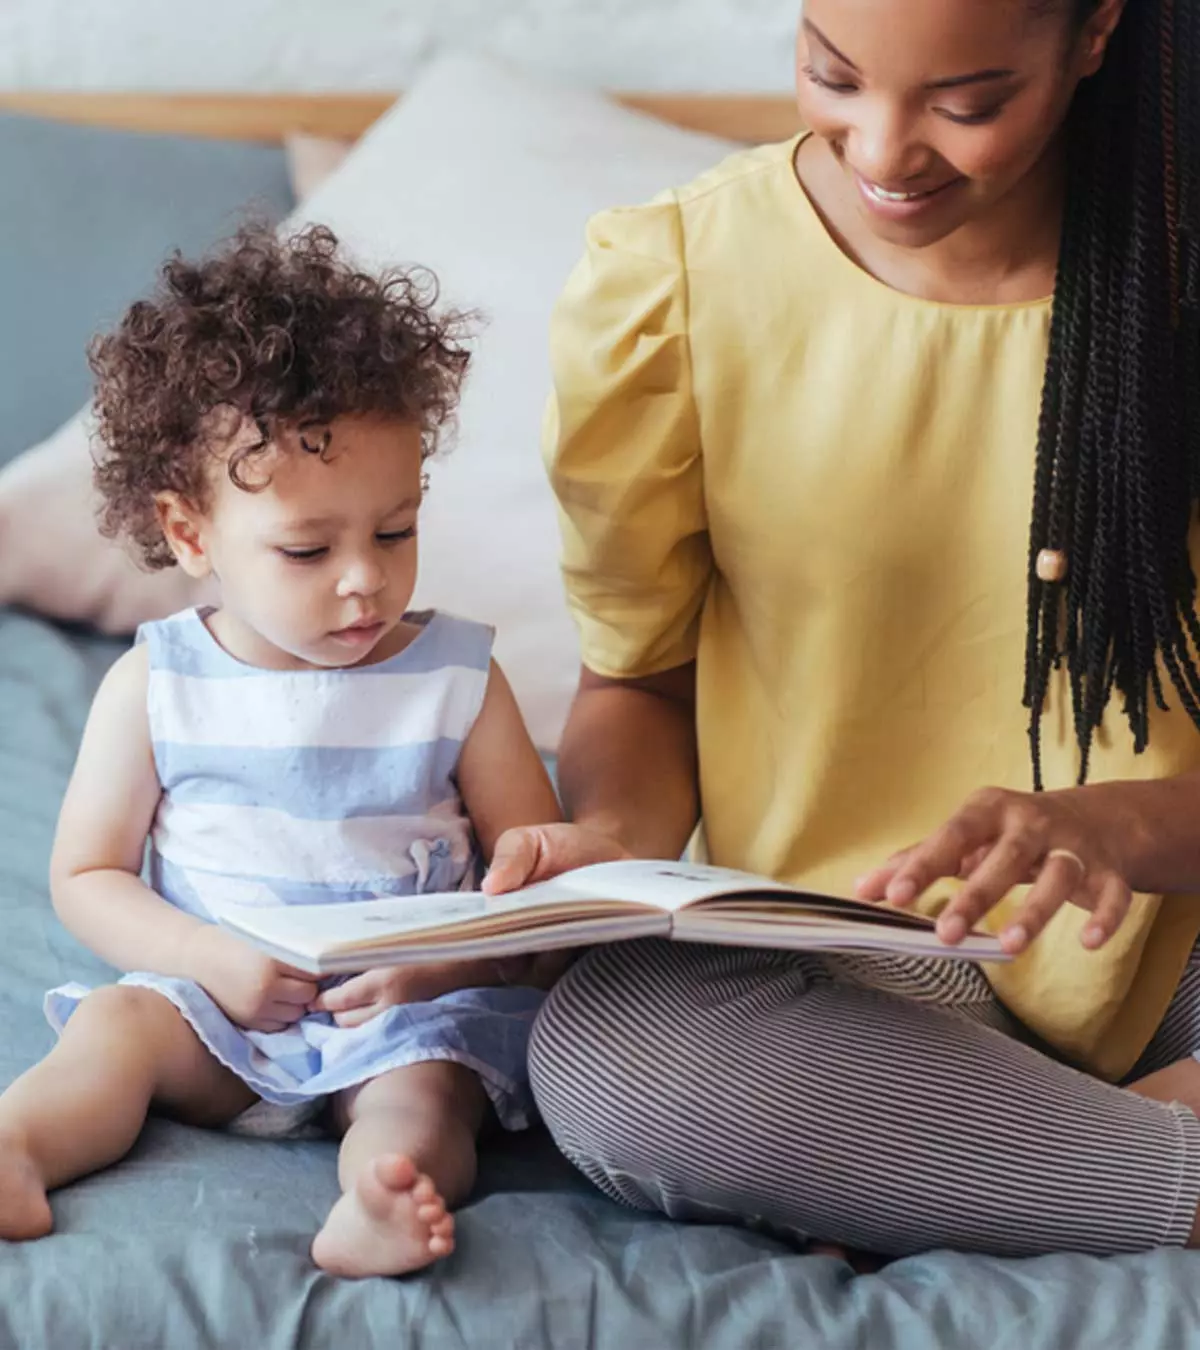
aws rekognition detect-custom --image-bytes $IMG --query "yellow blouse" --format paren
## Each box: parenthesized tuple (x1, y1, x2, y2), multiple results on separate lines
(543, 136, 1200, 1081)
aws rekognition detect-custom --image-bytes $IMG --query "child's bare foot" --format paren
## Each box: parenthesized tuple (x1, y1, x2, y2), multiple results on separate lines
(311, 1153, 454, 1278)
(805, 1240, 887, 1274)
(0, 1142, 53, 1241)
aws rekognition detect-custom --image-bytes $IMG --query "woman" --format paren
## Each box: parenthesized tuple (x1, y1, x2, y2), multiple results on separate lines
(488, 0, 1200, 1256)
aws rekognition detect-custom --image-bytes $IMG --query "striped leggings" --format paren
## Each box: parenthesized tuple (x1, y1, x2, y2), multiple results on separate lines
(527, 941, 1200, 1257)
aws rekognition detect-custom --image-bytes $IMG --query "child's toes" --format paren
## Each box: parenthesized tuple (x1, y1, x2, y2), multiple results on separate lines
(411, 1175, 439, 1206)
(374, 1153, 419, 1192)
(429, 1215, 455, 1256)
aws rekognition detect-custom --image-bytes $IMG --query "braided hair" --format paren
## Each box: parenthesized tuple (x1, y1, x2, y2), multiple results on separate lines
(1026, 0, 1200, 788)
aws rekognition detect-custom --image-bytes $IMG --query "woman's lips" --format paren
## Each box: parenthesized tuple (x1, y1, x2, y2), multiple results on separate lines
(853, 171, 964, 221)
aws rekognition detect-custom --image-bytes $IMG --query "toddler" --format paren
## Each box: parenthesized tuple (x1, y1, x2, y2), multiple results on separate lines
(0, 224, 566, 1278)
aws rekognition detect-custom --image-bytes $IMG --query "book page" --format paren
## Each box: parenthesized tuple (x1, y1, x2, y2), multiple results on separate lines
(211, 874, 666, 961)
(229, 912, 668, 975)
(553, 860, 800, 912)
(555, 861, 980, 938)
(673, 912, 1005, 962)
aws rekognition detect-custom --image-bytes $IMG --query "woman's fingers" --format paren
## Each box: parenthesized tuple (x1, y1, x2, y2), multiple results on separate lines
(482, 828, 541, 895)
(1080, 873, 1133, 950)
(934, 837, 1042, 945)
(882, 805, 998, 907)
(854, 849, 914, 901)
(958, 844, 995, 879)
(857, 785, 1136, 956)
(856, 840, 994, 905)
(484, 824, 633, 895)
(993, 850, 1089, 954)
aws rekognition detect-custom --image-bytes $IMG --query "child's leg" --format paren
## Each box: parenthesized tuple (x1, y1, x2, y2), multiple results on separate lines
(0, 984, 256, 1239)
(311, 1061, 488, 1278)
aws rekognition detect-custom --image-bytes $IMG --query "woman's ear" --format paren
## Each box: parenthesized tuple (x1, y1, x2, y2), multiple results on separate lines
(154, 493, 213, 579)
(1079, 0, 1127, 77)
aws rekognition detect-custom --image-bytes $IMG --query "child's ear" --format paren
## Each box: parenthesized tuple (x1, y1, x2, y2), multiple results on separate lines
(154, 493, 213, 579)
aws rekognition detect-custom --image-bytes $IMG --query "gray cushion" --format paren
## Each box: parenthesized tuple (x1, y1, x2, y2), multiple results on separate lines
(0, 113, 293, 466)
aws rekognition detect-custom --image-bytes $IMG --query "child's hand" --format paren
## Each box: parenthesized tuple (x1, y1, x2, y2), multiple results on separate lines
(189, 927, 320, 1032)
(311, 968, 422, 1027)
(482, 823, 631, 895)
(312, 962, 485, 1027)
(310, 826, 633, 1029)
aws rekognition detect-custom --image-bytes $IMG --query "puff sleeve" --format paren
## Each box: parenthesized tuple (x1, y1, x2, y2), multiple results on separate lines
(542, 196, 712, 679)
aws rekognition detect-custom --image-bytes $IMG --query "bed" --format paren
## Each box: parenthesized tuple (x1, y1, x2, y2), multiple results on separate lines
(1, 67, 1198, 1350)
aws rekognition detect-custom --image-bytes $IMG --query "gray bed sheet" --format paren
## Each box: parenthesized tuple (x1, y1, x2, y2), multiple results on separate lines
(2, 605, 1199, 1349)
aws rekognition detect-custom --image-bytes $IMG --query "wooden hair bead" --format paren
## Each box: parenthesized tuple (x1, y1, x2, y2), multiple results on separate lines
(1036, 548, 1068, 583)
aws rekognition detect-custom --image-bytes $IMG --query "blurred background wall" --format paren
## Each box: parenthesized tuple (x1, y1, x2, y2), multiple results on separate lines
(0, 0, 799, 92)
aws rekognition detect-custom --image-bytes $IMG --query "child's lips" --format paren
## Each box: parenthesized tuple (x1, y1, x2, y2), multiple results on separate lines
(330, 619, 385, 645)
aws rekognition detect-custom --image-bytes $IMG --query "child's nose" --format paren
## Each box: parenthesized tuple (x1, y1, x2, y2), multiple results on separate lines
(335, 558, 386, 598)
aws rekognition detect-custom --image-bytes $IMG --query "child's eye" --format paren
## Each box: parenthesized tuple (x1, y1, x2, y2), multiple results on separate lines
(276, 546, 329, 562)
(376, 527, 417, 545)
(802, 64, 857, 94)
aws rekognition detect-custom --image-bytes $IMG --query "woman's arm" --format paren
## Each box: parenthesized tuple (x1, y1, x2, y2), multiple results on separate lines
(557, 663, 700, 860)
(1079, 774, 1200, 894)
(480, 660, 700, 899)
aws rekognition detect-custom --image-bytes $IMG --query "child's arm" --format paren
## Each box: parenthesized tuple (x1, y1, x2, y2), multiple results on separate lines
(51, 645, 318, 1031)
(315, 660, 566, 1025)
(456, 659, 562, 858)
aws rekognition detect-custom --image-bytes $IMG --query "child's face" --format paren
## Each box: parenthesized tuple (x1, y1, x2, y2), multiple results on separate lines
(794, 0, 1122, 250)
(163, 414, 425, 669)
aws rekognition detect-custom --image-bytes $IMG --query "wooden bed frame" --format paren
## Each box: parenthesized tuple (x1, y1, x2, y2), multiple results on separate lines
(0, 91, 801, 147)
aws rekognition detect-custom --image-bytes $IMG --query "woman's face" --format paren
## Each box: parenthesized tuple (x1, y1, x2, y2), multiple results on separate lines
(795, 0, 1122, 248)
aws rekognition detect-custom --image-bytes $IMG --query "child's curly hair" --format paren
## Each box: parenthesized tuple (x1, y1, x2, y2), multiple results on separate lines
(90, 222, 472, 569)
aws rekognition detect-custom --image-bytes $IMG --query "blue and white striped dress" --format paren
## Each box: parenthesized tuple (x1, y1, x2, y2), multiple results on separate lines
(45, 607, 543, 1130)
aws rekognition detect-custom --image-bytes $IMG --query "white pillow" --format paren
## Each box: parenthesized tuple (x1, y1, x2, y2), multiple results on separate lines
(0, 410, 217, 633)
(0, 53, 734, 749)
(283, 133, 352, 202)
(302, 54, 734, 747)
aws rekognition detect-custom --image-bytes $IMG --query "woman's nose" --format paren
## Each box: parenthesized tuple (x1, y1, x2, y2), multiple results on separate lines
(846, 103, 926, 186)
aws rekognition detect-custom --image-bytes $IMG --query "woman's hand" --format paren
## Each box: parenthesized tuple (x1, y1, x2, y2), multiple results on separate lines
(188, 927, 320, 1032)
(481, 822, 633, 895)
(308, 826, 636, 1028)
(478, 824, 635, 989)
(854, 787, 1134, 956)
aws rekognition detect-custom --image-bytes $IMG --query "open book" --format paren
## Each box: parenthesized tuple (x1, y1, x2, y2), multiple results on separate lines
(210, 860, 1006, 975)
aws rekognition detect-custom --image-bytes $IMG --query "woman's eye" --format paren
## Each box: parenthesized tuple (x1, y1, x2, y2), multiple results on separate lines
(939, 105, 1005, 126)
(802, 64, 857, 94)
(376, 527, 417, 544)
(276, 546, 329, 562)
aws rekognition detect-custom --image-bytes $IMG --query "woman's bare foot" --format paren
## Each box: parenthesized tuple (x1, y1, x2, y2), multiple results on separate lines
(0, 1143, 53, 1241)
(311, 1153, 455, 1278)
